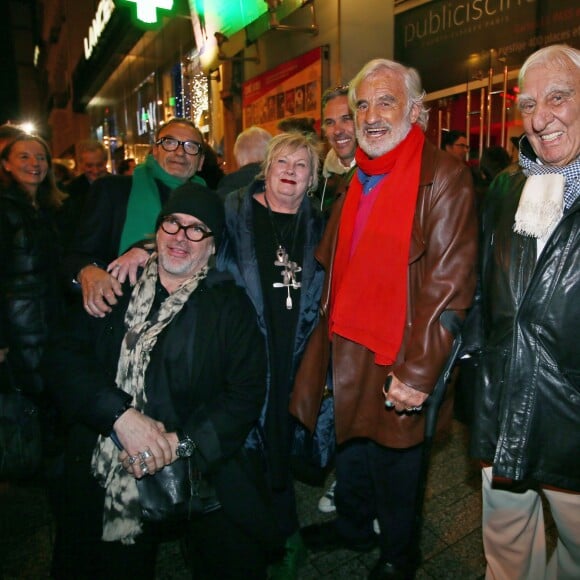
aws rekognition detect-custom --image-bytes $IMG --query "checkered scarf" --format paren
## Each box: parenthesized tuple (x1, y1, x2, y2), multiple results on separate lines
(519, 143, 580, 210)
(90, 255, 207, 544)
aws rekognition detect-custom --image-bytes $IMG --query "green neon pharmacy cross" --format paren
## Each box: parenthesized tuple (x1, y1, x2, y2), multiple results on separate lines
(122, 0, 174, 25)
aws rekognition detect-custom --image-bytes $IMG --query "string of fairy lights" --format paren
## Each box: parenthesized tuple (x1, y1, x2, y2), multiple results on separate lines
(181, 59, 209, 129)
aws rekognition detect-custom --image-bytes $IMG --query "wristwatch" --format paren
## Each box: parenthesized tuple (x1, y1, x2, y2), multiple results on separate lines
(176, 431, 196, 458)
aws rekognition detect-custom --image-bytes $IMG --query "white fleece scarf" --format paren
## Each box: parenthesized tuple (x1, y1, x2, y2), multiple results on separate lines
(515, 145, 580, 240)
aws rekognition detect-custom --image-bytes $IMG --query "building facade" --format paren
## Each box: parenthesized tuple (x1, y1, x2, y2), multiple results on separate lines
(37, 0, 580, 170)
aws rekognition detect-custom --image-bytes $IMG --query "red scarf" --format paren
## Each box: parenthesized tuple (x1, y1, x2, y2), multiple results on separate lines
(329, 124, 425, 365)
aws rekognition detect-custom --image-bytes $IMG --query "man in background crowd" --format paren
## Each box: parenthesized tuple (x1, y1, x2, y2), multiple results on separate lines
(66, 140, 109, 202)
(317, 85, 357, 213)
(441, 129, 469, 162)
(117, 158, 136, 176)
(216, 126, 272, 198)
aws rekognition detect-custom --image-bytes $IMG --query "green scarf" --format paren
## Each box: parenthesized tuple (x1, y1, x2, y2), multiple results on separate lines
(118, 155, 205, 254)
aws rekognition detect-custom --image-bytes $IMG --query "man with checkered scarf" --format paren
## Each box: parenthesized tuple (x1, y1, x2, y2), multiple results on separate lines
(470, 44, 580, 579)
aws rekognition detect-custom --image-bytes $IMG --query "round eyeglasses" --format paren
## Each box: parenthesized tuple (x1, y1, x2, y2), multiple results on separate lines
(155, 137, 203, 156)
(160, 216, 214, 242)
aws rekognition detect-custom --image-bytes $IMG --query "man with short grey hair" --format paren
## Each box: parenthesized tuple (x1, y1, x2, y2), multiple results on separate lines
(66, 118, 206, 318)
(216, 126, 272, 198)
(295, 58, 477, 578)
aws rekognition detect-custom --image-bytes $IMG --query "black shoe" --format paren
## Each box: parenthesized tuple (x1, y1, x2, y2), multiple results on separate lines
(301, 521, 377, 553)
(368, 558, 416, 580)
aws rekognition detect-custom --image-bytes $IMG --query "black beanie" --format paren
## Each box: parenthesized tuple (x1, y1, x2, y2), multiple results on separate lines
(157, 182, 225, 249)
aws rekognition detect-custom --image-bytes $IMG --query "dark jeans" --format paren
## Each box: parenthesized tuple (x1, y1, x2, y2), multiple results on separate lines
(334, 438, 423, 569)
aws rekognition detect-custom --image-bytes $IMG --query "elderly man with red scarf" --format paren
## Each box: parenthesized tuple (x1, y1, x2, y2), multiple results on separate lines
(293, 59, 478, 579)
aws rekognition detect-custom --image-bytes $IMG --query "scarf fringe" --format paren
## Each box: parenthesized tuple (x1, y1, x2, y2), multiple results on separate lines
(513, 173, 564, 240)
(513, 199, 562, 239)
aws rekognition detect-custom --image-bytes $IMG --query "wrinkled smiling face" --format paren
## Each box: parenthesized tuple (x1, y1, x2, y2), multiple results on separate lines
(153, 123, 205, 180)
(518, 59, 580, 167)
(354, 69, 419, 159)
(265, 146, 314, 206)
(323, 95, 356, 166)
(2, 140, 48, 193)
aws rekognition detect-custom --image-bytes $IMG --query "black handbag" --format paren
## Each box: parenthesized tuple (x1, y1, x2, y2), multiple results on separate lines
(0, 363, 43, 480)
(136, 457, 221, 522)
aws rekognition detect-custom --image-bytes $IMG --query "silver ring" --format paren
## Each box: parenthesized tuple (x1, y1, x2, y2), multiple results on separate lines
(139, 448, 152, 461)
(127, 455, 138, 466)
(385, 400, 395, 409)
(140, 462, 148, 474)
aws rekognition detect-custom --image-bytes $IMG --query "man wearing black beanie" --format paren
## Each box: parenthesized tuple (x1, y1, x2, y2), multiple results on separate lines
(43, 181, 281, 578)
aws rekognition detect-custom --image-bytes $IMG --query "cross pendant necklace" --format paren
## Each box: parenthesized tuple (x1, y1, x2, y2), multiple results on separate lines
(264, 194, 302, 310)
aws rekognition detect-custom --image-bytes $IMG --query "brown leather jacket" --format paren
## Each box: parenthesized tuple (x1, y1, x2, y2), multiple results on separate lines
(290, 138, 478, 448)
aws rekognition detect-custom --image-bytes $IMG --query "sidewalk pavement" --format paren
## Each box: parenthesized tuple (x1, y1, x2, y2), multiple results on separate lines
(1, 421, 532, 579)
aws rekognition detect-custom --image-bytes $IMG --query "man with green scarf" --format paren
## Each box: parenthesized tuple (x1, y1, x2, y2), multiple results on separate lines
(65, 118, 206, 318)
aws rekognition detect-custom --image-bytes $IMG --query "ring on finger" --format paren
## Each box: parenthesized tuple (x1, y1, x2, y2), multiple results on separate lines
(139, 448, 152, 461)
(140, 462, 148, 474)
(127, 455, 138, 465)
(385, 399, 395, 409)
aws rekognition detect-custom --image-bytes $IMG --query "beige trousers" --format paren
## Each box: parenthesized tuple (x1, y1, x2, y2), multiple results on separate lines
(482, 466, 580, 580)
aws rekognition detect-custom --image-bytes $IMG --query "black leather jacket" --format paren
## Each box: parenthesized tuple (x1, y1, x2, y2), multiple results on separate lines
(470, 162, 580, 491)
(0, 185, 66, 393)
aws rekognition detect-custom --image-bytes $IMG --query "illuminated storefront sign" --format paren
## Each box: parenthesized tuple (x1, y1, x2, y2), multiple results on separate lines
(136, 102, 159, 136)
(188, 0, 304, 68)
(84, 0, 115, 60)
(119, 0, 175, 27)
(395, 0, 580, 92)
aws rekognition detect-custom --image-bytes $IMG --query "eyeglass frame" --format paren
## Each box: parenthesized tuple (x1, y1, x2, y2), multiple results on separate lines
(155, 136, 203, 156)
(159, 216, 214, 242)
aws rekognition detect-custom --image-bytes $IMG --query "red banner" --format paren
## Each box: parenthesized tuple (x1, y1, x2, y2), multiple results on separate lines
(242, 47, 322, 134)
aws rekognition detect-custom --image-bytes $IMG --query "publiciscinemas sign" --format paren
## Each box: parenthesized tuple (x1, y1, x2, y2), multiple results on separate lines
(395, 0, 580, 92)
